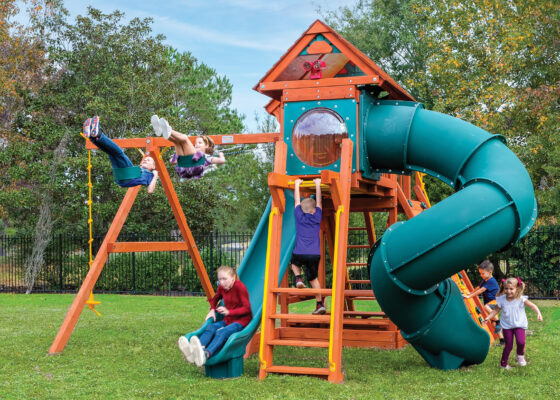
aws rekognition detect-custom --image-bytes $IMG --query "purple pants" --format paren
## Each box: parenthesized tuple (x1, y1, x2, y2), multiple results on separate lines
(500, 327, 526, 367)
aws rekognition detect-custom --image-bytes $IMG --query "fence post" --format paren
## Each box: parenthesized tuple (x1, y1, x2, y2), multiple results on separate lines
(59, 233, 63, 292)
(209, 231, 214, 280)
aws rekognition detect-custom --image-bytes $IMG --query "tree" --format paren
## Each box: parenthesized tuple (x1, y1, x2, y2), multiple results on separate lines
(0, 6, 245, 291)
(325, 1, 560, 221)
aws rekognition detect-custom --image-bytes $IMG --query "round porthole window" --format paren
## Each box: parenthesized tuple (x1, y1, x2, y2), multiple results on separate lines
(291, 108, 348, 167)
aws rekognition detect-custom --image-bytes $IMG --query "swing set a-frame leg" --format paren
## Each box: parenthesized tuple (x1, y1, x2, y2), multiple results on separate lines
(49, 186, 141, 355)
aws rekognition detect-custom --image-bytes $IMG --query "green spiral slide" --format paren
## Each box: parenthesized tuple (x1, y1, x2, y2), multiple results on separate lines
(364, 99, 537, 369)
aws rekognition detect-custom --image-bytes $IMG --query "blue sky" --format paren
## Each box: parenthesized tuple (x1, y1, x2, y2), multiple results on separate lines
(62, 0, 358, 132)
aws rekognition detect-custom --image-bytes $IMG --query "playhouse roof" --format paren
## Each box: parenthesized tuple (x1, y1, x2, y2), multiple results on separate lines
(254, 20, 415, 103)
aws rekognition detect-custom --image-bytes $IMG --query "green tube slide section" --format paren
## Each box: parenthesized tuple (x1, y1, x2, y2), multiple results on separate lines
(362, 98, 537, 369)
(186, 191, 296, 379)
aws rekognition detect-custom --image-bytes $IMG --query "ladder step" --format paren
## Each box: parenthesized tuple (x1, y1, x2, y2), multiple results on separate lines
(265, 365, 330, 376)
(344, 289, 375, 298)
(343, 318, 391, 327)
(270, 313, 330, 323)
(347, 262, 367, 267)
(343, 311, 386, 318)
(347, 279, 370, 285)
(272, 288, 332, 295)
(268, 339, 330, 348)
(347, 244, 370, 249)
(348, 227, 367, 231)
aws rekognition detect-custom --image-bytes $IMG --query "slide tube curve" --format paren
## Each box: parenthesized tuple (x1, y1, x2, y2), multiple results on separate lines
(362, 99, 537, 369)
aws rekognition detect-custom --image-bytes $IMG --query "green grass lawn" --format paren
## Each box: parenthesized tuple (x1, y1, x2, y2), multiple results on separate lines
(0, 294, 559, 399)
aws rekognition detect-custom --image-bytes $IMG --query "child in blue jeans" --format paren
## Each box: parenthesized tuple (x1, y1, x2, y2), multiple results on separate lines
(178, 266, 252, 367)
(82, 116, 159, 193)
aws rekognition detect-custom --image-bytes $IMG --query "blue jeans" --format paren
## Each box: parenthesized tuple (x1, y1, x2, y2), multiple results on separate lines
(90, 132, 133, 169)
(199, 320, 243, 357)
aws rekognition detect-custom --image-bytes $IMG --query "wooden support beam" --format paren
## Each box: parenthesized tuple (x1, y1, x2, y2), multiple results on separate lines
(108, 242, 189, 253)
(85, 133, 282, 150)
(153, 148, 214, 301)
(49, 186, 141, 354)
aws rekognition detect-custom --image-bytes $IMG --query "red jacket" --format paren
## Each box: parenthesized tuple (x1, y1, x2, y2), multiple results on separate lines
(209, 279, 252, 327)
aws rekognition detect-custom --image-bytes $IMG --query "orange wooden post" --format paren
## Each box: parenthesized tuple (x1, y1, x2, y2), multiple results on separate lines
(152, 147, 214, 300)
(259, 140, 287, 380)
(49, 186, 141, 354)
(328, 139, 353, 383)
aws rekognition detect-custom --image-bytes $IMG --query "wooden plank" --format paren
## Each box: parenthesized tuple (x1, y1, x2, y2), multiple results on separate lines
(343, 311, 386, 318)
(344, 289, 375, 298)
(270, 313, 330, 323)
(259, 75, 380, 92)
(265, 365, 330, 376)
(85, 133, 281, 150)
(347, 280, 370, 285)
(108, 242, 188, 253)
(268, 339, 329, 348)
(272, 288, 332, 295)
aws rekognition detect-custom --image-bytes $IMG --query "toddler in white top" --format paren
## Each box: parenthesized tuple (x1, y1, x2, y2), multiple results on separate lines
(484, 277, 543, 370)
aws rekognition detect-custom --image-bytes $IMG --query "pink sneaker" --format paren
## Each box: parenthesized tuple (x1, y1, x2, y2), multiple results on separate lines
(82, 118, 92, 137)
(90, 115, 100, 138)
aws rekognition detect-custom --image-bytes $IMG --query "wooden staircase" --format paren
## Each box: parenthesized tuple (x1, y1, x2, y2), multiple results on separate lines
(259, 140, 406, 383)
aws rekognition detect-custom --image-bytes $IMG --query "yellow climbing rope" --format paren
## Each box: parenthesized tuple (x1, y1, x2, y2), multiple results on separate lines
(81, 133, 101, 316)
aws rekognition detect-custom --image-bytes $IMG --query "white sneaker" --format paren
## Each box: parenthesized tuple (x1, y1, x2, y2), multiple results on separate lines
(151, 115, 162, 136)
(159, 117, 171, 140)
(501, 365, 513, 370)
(517, 355, 527, 366)
(190, 336, 206, 367)
(177, 336, 194, 363)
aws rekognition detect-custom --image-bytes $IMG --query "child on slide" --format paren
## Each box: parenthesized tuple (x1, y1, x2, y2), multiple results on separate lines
(178, 266, 252, 367)
(82, 116, 159, 193)
(150, 115, 225, 180)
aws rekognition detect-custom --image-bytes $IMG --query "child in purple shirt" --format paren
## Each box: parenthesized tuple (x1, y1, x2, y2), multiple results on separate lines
(290, 178, 324, 314)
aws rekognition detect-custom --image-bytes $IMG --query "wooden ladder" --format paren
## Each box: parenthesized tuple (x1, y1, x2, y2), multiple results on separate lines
(259, 140, 353, 383)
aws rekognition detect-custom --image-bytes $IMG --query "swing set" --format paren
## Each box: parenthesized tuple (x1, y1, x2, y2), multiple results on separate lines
(48, 132, 280, 355)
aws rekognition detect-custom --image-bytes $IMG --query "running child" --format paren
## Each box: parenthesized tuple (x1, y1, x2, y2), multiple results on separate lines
(483, 277, 543, 370)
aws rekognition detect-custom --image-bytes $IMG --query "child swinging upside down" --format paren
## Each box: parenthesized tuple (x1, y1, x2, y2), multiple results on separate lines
(82, 116, 159, 193)
(150, 115, 225, 180)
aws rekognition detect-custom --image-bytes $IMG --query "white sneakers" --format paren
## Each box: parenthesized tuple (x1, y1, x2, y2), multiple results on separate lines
(190, 335, 206, 367)
(150, 114, 172, 139)
(177, 336, 194, 363)
(178, 335, 207, 366)
(517, 355, 527, 366)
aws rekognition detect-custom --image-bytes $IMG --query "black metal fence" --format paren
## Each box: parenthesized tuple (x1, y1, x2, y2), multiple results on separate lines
(0, 227, 558, 298)
(0, 232, 252, 295)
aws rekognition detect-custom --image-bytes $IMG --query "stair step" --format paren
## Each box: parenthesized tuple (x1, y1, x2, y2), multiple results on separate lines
(272, 288, 332, 295)
(343, 318, 391, 327)
(347, 244, 370, 249)
(267, 339, 329, 348)
(270, 313, 330, 323)
(269, 313, 388, 327)
(271, 288, 374, 298)
(343, 311, 386, 318)
(347, 279, 370, 285)
(347, 262, 367, 267)
(344, 289, 375, 298)
(265, 365, 330, 376)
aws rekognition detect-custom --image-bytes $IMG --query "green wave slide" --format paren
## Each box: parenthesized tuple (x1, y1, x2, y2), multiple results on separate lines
(365, 100, 537, 369)
(184, 191, 296, 378)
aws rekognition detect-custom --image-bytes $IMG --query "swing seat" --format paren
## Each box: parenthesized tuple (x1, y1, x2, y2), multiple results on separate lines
(177, 155, 206, 168)
(113, 166, 142, 181)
